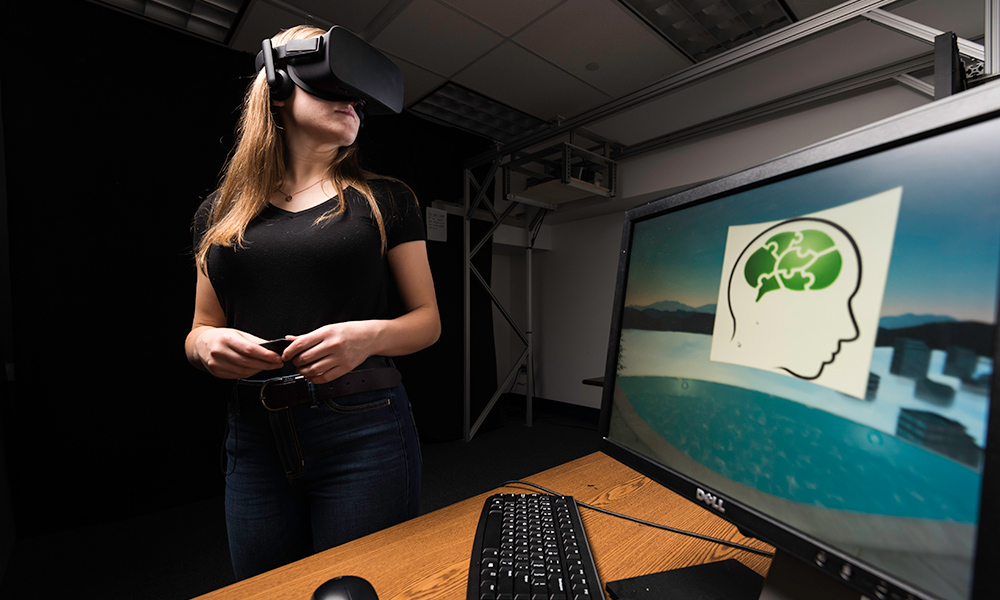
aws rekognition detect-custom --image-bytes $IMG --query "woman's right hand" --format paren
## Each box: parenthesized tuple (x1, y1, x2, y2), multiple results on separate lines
(190, 327, 284, 379)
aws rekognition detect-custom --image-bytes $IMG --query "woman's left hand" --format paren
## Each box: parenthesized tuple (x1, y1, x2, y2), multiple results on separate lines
(281, 321, 380, 384)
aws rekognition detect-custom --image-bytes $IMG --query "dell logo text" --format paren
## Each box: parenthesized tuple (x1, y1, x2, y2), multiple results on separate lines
(696, 488, 725, 513)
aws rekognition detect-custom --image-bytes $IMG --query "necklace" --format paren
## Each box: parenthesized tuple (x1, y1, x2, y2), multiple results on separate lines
(278, 177, 326, 202)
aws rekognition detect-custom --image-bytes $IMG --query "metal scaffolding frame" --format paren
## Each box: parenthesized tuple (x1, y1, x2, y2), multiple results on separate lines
(461, 0, 999, 441)
(462, 138, 617, 441)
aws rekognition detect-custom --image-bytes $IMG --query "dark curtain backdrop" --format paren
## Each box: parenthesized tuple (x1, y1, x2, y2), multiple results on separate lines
(361, 114, 501, 443)
(0, 0, 495, 537)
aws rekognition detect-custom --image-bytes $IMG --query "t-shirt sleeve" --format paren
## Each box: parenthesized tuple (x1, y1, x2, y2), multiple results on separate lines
(374, 179, 426, 249)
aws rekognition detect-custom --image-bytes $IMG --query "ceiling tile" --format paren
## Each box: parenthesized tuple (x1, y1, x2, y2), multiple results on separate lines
(437, 0, 567, 36)
(230, 1, 323, 54)
(890, 0, 985, 40)
(454, 42, 612, 121)
(783, 0, 846, 20)
(389, 55, 449, 107)
(515, 0, 691, 97)
(288, 0, 395, 33)
(371, 0, 504, 77)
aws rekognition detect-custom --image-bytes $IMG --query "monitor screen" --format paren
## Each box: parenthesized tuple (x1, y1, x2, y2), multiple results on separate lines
(599, 81, 1000, 600)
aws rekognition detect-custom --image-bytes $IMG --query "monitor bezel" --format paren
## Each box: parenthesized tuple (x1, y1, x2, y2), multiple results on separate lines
(597, 80, 1000, 600)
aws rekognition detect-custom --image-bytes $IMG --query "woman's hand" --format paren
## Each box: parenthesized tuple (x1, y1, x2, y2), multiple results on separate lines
(282, 321, 379, 384)
(191, 327, 284, 380)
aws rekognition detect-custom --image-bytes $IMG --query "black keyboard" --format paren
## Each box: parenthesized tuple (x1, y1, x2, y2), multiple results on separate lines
(467, 493, 602, 600)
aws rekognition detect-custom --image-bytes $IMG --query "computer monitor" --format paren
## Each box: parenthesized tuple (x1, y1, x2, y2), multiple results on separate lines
(598, 79, 1000, 600)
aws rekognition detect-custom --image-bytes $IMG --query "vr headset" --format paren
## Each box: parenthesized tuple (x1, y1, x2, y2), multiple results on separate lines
(254, 26, 403, 116)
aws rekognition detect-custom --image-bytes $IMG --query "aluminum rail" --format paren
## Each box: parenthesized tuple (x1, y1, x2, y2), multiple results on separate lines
(464, 0, 902, 169)
(989, 0, 999, 75)
(616, 53, 936, 159)
(864, 8, 985, 61)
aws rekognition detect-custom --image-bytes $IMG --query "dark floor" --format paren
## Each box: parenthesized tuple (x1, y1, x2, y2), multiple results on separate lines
(0, 398, 601, 600)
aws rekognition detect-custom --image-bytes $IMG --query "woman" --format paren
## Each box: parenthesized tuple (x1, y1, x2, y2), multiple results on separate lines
(185, 25, 440, 580)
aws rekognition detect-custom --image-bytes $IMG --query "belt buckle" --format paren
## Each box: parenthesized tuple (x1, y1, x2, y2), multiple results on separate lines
(259, 375, 305, 412)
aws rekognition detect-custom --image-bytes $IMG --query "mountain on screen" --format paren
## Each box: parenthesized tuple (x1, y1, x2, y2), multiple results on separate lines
(623, 301, 993, 356)
(879, 313, 958, 329)
(622, 302, 715, 334)
(630, 300, 716, 314)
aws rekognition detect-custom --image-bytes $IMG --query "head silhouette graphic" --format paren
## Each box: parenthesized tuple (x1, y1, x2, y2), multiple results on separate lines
(726, 217, 862, 380)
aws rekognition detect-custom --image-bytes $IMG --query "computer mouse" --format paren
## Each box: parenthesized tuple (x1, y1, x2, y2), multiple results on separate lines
(311, 575, 379, 600)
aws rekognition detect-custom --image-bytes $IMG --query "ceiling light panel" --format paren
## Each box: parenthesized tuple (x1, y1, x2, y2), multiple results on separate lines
(621, 0, 793, 62)
(410, 82, 548, 144)
(95, 0, 249, 43)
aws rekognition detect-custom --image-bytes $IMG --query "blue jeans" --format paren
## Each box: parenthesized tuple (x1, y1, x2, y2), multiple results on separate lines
(222, 380, 421, 580)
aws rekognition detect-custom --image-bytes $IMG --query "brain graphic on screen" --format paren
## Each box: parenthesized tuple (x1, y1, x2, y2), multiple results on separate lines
(743, 229, 843, 302)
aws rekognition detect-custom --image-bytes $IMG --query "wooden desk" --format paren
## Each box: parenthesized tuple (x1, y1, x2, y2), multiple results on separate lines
(195, 451, 773, 600)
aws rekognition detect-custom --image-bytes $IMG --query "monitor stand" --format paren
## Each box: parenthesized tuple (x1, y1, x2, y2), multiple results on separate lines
(605, 550, 860, 600)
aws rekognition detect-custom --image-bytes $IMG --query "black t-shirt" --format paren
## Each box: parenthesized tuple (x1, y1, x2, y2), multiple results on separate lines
(193, 178, 425, 376)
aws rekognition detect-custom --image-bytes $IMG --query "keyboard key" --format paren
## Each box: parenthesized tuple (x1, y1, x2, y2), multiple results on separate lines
(481, 580, 497, 600)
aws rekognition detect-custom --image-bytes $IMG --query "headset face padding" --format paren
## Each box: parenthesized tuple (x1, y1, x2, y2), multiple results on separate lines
(255, 27, 403, 114)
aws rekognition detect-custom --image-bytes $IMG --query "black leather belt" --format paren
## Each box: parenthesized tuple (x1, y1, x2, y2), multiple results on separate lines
(235, 356, 401, 412)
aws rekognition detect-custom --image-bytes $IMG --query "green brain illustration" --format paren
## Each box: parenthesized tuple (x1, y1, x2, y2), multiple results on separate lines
(744, 229, 842, 302)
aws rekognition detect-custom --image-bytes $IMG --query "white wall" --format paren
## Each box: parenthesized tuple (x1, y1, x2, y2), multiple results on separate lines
(532, 212, 625, 407)
(510, 83, 930, 408)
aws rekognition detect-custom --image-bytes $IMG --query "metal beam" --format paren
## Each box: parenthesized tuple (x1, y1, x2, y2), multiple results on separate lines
(466, 157, 502, 220)
(617, 53, 934, 159)
(471, 263, 529, 348)
(463, 159, 549, 441)
(507, 195, 558, 211)
(864, 8, 985, 61)
(893, 73, 935, 97)
(466, 0, 901, 169)
(463, 171, 472, 441)
(989, 0, 999, 75)
(470, 201, 519, 259)
(468, 348, 529, 439)
(615, 27, 992, 159)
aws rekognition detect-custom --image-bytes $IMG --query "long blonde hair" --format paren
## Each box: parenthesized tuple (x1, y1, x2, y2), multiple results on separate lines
(195, 25, 387, 271)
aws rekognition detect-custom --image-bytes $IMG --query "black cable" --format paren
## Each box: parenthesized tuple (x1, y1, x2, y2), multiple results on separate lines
(499, 479, 775, 558)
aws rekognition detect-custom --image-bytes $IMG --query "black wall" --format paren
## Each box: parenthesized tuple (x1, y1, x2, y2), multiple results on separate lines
(0, 0, 495, 538)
